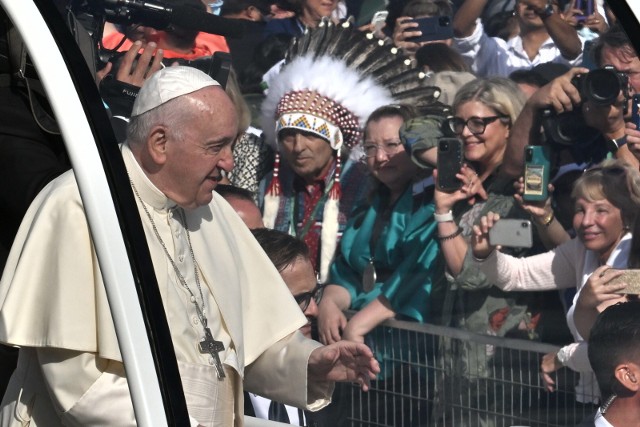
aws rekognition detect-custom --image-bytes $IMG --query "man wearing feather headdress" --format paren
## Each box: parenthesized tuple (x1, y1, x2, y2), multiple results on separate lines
(259, 21, 443, 284)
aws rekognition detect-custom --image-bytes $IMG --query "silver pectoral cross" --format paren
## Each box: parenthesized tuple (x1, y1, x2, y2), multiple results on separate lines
(199, 327, 226, 379)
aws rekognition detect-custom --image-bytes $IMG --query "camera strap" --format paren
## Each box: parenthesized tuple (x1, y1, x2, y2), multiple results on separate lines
(0, 27, 60, 135)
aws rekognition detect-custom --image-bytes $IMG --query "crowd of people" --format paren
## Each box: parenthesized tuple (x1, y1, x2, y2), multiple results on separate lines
(1, 0, 640, 426)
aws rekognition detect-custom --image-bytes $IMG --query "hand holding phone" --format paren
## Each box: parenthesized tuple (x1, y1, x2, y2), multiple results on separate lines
(436, 138, 463, 192)
(605, 269, 640, 294)
(574, 0, 594, 23)
(488, 219, 533, 248)
(404, 16, 453, 43)
(371, 10, 388, 35)
(523, 146, 550, 202)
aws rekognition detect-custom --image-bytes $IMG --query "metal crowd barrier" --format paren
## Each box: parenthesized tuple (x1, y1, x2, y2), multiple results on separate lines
(340, 315, 599, 427)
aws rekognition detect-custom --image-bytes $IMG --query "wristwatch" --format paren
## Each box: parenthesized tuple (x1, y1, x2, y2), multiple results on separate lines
(537, 1, 555, 19)
(607, 135, 628, 153)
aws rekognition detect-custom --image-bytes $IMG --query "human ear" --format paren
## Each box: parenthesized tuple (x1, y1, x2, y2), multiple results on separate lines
(615, 364, 640, 392)
(147, 126, 169, 165)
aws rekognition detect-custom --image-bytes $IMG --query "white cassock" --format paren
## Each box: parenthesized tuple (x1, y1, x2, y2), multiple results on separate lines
(0, 143, 333, 426)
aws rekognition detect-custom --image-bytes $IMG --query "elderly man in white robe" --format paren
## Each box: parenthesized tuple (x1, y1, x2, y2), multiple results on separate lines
(0, 66, 379, 426)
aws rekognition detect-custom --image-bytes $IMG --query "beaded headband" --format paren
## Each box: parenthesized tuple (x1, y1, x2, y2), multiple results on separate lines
(275, 91, 361, 150)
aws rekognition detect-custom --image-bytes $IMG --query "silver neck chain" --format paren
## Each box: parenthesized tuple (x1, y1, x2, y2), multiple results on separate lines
(129, 179, 209, 329)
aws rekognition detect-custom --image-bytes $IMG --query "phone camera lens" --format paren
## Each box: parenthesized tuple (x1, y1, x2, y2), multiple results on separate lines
(440, 141, 449, 151)
(440, 16, 451, 26)
(521, 222, 529, 228)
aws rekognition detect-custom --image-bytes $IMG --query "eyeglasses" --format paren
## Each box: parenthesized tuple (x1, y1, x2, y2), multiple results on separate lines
(363, 141, 403, 158)
(447, 115, 510, 136)
(294, 283, 326, 311)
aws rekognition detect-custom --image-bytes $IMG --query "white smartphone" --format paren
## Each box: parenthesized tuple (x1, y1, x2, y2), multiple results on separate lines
(371, 10, 389, 33)
(488, 219, 533, 248)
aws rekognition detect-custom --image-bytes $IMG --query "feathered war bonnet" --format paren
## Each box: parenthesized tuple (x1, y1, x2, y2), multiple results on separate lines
(261, 20, 441, 282)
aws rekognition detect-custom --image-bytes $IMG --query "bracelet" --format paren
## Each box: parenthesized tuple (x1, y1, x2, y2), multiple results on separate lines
(538, 211, 555, 227)
(434, 210, 454, 223)
(437, 226, 462, 241)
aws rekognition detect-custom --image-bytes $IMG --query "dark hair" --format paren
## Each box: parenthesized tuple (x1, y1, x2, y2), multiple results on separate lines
(588, 301, 640, 397)
(401, 0, 452, 17)
(220, 0, 271, 16)
(215, 184, 256, 203)
(509, 69, 547, 88)
(415, 43, 471, 73)
(363, 104, 418, 140)
(591, 24, 637, 67)
(251, 228, 310, 272)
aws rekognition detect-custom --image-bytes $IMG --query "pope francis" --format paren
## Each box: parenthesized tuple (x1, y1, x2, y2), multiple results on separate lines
(0, 66, 379, 426)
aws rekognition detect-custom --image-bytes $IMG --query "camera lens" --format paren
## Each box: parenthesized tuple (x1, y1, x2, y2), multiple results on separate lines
(440, 16, 451, 26)
(525, 148, 532, 162)
(521, 221, 529, 228)
(585, 69, 621, 105)
(440, 141, 449, 151)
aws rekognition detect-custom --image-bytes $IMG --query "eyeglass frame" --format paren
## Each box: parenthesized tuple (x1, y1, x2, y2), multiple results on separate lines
(447, 115, 510, 136)
(362, 140, 404, 158)
(294, 282, 326, 311)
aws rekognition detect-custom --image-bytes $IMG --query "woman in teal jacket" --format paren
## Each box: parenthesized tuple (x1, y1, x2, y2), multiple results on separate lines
(318, 105, 445, 347)
(316, 104, 446, 426)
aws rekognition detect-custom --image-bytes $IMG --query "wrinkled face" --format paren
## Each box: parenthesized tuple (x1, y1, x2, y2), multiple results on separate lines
(280, 256, 318, 338)
(364, 116, 418, 193)
(573, 197, 626, 261)
(454, 100, 510, 167)
(302, 0, 338, 23)
(278, 129, 335, 183)
(160, 87, 237, 209)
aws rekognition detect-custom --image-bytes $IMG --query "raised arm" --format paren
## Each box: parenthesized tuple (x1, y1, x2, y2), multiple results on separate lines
(452, 0, 488, 38)
(530, 0, 583, 60)
(501, 67, 587, 178)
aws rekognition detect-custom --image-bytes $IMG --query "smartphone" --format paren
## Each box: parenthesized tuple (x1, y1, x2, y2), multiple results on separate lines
(575, 0, 594, 23)
(436, 137, 463, 192)
(523, 146, 551, 202)
(489, 219, 533, 248)
(405, 16, 453, 43)
(632, 94, 640, 129)
(604, 269, 640, 294)
(371, 10, 389, 33)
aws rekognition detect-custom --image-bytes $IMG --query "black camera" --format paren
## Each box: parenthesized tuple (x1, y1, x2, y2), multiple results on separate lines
(571, 66, 629, 106)
(541, 66, 629, 146)
(540, 108, 594, 146)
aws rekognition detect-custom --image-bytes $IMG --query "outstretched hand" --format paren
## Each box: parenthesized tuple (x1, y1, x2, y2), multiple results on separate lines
(318, 298, 347, 345)
(308, 341, 380, 392)
(540, 351, 562, 392)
